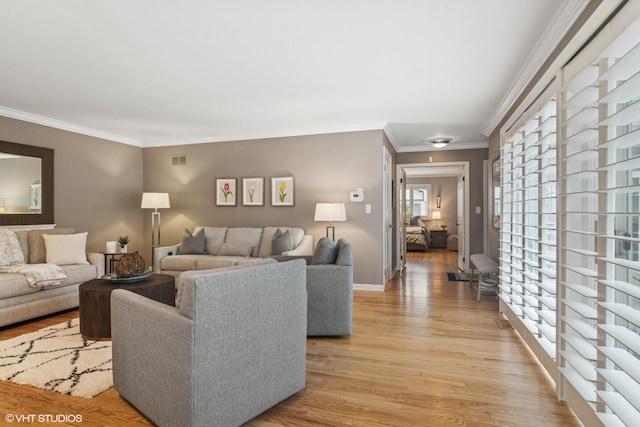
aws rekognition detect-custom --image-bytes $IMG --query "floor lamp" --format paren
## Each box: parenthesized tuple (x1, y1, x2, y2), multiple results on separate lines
(141, 192, 170, 270)
(314, 203, 347, 241)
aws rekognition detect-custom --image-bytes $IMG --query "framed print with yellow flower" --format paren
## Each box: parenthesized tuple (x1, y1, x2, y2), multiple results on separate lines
(216, 178, 237, 206)
(29, 184, 41, 210)
(242, 177, 264, 206)
(271, 176, 294, 206)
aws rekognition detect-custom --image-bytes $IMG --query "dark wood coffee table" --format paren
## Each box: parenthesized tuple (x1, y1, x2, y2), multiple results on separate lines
(79, 273, 175, 340)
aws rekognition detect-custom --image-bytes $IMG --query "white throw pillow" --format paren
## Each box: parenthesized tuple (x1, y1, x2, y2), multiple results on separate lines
(43, 232, 89, 265)
(0, 229, 26, 266)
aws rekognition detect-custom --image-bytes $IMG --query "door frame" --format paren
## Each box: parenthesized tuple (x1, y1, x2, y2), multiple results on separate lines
(383, 146, 393, 285)
(395, 166, 407, 272)
(396, 161, 470, 272)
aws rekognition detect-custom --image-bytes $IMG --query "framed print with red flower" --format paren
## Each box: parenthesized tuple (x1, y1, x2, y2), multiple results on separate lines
(216, 178, 237, 206)
(271, 176, 294, 206)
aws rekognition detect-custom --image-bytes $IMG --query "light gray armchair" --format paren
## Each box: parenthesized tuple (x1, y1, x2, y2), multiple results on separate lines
(110, 260, 308, 427)
(306, 238, 353, 336)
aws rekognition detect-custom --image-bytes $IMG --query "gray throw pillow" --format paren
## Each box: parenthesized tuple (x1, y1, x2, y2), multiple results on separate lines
(271, 228, 294, 255)
(335, 238, 352, 266)
(311, 237, 338, 265)
(178, 228, 207, 255)
(218, 243, 252, 257)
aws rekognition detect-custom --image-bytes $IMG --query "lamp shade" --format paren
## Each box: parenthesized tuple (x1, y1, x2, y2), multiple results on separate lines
(431, 211, 442, 220)
(314, 203, 347, 222)
(141, 192, 170, 209)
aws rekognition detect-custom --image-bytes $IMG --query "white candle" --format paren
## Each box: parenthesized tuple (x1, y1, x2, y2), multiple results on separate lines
(106, 241, 117, 253)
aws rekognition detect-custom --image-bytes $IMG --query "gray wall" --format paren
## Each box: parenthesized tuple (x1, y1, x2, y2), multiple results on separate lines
(0, 116, 144, 255)
(143, 130, 387, 286)
(396, 148, 488, 257)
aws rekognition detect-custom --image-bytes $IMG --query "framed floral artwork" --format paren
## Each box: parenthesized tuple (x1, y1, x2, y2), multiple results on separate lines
(29, 184, 41, 210)
(242, 177, 264, 206)
(216, 178, 237, 206)
(271, 176, 294, 206)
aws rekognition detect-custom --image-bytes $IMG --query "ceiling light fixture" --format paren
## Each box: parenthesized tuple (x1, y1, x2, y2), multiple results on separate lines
(428, 137, 452, 148)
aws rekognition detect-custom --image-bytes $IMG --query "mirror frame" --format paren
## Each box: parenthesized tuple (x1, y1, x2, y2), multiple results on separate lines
(492, 156, 501, 230)
(0, 140, 54, 226)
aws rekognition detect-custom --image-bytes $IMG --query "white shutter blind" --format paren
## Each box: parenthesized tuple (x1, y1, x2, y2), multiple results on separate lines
(500, 89, 558, 359)
(558, 10, 640, 426)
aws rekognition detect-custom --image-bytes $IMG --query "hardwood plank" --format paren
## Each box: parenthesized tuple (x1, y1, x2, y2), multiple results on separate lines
(0, 250, 580, 426)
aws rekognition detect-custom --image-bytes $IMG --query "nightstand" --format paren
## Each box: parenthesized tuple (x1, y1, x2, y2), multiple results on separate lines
(429, 230, 448, 248)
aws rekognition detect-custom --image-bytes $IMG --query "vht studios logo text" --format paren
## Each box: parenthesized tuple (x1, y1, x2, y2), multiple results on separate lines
(5, 413, 83, 423)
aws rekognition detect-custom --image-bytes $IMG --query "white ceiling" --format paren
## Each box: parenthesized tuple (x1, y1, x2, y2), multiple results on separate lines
(0, 1, 588, 151)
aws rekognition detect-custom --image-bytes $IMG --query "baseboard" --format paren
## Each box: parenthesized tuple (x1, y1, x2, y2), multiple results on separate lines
(353, 283, 385, 291)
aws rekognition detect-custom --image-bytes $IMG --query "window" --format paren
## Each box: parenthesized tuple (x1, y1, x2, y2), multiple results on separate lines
(557, 11, 640, 425)
(498, 4, 640, 426)
(405, 184, 431, 219)
(499, 90, 558, 360)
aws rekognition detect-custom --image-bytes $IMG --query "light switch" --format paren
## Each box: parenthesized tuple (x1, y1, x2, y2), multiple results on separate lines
(475, 206, 481, 214)
(365, 204, 372, 214)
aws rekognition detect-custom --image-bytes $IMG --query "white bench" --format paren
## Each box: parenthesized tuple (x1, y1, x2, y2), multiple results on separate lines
(469, 254, 499, 301)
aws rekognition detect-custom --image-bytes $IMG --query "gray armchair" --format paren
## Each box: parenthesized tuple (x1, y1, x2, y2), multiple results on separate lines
(306, 238, 353, 336)
(110, 260, 308, 427)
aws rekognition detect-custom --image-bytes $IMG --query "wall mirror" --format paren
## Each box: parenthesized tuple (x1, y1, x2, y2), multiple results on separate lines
(492, 156, 501, 229)
(0, 140, 54, 226)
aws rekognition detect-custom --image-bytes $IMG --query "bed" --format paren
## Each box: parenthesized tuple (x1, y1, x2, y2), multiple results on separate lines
(406, 224, 432, 252)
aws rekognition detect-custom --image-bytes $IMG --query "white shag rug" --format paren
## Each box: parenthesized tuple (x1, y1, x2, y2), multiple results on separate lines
(0, 318, 112, 398)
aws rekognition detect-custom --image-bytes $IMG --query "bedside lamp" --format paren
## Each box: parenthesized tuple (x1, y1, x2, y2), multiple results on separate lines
(314, 203, 347, 241)
(431, 211, 442, 229)
(141, 192, 170, 266)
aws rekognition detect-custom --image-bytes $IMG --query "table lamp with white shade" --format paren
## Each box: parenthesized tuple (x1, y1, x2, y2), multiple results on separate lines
(314, 203, 347, 241)
(431, 210, 442, 229)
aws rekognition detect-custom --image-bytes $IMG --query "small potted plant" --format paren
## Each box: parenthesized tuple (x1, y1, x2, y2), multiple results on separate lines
(118, 236, 129, 253)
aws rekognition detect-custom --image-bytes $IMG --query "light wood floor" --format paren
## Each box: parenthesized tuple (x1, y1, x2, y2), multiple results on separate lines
(0, 250, 580, 426)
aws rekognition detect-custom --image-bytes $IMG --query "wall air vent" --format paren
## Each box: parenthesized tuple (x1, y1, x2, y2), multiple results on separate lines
(171, 154, 187, 166)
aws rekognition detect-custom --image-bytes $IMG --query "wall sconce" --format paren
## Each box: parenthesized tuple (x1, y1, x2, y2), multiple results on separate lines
(436, 195, 441, 209)
(314, 203, 347, 241)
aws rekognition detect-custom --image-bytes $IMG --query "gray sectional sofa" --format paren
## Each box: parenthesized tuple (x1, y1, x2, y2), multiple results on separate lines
(0, 228, 103, 327)
(154, 226, 313, 277)
(111, 259, 308, 427)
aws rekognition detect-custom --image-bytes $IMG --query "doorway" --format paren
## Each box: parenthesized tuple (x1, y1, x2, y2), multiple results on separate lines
(396, 162, 470, 272)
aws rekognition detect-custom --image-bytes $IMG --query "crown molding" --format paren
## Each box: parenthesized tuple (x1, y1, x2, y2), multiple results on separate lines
(395, 141, 488, 153)
(383, 123, 401, 153)
(0, 106, 143, 147)
(482, 0, 590, 136)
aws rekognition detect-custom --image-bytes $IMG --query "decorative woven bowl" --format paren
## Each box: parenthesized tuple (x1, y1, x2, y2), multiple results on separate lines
(114, 253, 146, 278)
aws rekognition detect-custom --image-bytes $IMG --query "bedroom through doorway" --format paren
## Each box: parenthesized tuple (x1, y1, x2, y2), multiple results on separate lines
(396, 162, 469, 273)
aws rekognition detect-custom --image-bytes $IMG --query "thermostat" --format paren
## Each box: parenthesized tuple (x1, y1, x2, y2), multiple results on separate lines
(350, 188, 364, 202)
